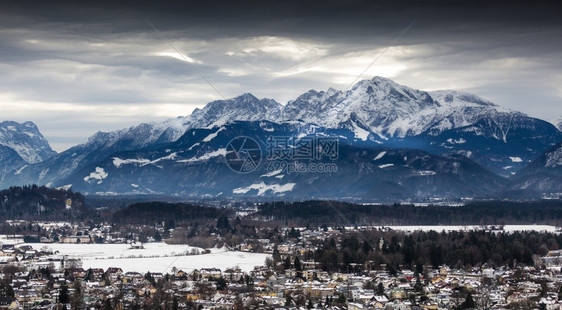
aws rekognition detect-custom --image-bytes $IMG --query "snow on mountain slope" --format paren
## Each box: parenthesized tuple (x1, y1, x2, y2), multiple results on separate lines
(512, 142, 562, 195)
(59, 120, 506, 200)
(185, 93, 282, 128)
(0, 121, 56, 164)
(281, 76, 510, 139)
(280, 88, 342, 123)
(0, 94, 283, 187)
(57, 93, 281, 172)
(545, 143, 562, 168)
(515, 142, 562, 177)
(16, 76, 538, 179)
(85, 121, 184, 151)
(555, 117, 562, 131)
(2, 76, 559, 193)
(0, 145, 26, 177)
(332, 77, 442, 137)
(282, 77, 438, 136)
(1, 120, 191, 187)
(424, 90, 508, 136)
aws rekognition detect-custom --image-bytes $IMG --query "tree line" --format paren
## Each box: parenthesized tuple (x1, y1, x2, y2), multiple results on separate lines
(257, 200, 562, 226)
(293, 229, 560, 274)
(110, 201, 229, 225)
(0, 185, 86, 220)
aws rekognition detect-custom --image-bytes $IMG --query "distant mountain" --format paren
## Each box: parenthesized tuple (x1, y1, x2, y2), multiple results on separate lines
(0, 145, 26, 179)
(1, 94, 283, 188)
(280, 77, 561, 176)
(282, 77, 501, 138)
(1, 77, 560, 200)
(56, 121, 506, 201)
(2, 120, 188, 187)
(168, 77, 559, 177)
(184, 93, 282, 128)
(413, 111, 560, 176)
(0, 121, 56, 164)
(542, 142, 562, 171)
(512, 142, 562, 195)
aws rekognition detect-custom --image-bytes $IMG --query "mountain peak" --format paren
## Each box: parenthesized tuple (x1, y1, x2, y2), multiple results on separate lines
(0, 121, 56, 164)
(2, 76, 560, 199)
(281, 76, 532, 139)
(429, 90, 497, 108)
(206, 93, 278, 110)
(554, 117, 562, 131)
(349, 76, 396, 91)
(348, 76, 436, 105)
(185, 93, 282, 129)
(235, 92, 258, 101)
(23, 121, 38, 128)
(370, 75, 400, 84)
(354, 76, 410, 92)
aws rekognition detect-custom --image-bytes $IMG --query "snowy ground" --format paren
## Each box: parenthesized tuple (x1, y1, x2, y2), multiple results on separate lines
(80, 249, 269, 274)
(3, 224, 559, 273)
(17, 242, 269, 274)
(0, 235, 24, 245)
(369, 224, 558, 233)
(27, 242, 201, 260)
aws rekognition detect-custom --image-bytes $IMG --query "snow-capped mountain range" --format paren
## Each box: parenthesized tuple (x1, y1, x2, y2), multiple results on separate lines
(1, 76, 560, 200)
(282, 77, 508, 139)
(169, 76, 519, 140)
(57, 121, 507, 200)
(0, 121, 56, 164)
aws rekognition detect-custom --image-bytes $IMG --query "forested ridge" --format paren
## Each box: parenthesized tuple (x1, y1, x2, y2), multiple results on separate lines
(111, 201, 228, 225)
(257, 200, 562, 226)
(298, 229, 557, 273)
(2, 184, 562, 228)
(0, 185, 85, 220)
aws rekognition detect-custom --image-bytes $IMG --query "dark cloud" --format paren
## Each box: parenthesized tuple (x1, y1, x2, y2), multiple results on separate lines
(0, 0, 561, 151)
(4, 1, 562, 40)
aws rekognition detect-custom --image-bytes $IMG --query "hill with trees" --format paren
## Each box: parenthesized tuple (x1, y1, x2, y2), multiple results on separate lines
(111, 201, 228, 225)
(257, 200, 562, 226)
(0, 185, 85, 220)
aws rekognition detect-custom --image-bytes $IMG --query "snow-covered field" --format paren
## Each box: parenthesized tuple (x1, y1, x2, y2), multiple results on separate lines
(3, 224, 559, 273)
(27, 242, 201, 260)
(370, 224, 558, 233)
(17, 242, 269, 274)
(0, 236, 24, 245)
(80, 249, 269, 274)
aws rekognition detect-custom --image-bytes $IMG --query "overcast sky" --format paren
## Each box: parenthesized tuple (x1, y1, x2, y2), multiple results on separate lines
(1, 0, 561, 151)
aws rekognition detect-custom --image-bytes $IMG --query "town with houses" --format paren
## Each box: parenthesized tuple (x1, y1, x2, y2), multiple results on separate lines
(0, 220, 562, 309)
